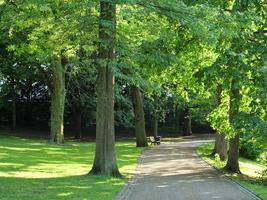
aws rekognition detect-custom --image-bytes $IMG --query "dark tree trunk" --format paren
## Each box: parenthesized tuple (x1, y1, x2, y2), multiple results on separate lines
(225, 79, 240, 173)
(211, 84, 228, 161)
(184, 107, 192, 136)
(152, 112, 158, 138)
(132, 86, 148, 147)
(12, 84, 16, 130)
(90, 0, 120, 177)
(50, 56, 66, 144)
(175, 105, 181, 131)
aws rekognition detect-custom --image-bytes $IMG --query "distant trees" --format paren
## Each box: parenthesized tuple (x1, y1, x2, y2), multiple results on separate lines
(0, 0, 266, 177)
(0, 1, 97, 144)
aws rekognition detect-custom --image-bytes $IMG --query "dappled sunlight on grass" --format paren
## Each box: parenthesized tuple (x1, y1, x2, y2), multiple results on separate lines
(0, 134, 143, 200)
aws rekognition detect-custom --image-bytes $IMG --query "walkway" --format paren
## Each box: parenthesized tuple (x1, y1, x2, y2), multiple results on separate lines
(115, 135, 261, 200)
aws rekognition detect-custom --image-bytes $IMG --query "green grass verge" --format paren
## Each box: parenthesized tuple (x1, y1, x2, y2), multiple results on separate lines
(0, 133, 144, 200)
(197, 142, 267, 200)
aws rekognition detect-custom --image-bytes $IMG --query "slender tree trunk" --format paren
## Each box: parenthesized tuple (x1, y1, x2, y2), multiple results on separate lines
(90, 0, 120, 177)
(50, 56, 65, 144)
(184, 107, 192, 136)
(132, 86, 148, 147)
(12, 83, 16, 130)
(225, 79, 240, 173)
(175, 105, 181, 131)
(211, 84, 228, 161)
(152, 112, 158, 138)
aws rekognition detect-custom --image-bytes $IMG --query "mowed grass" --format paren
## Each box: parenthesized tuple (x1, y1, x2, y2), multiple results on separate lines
(197, 142, 267, 200)
(0, 133, 143, 200)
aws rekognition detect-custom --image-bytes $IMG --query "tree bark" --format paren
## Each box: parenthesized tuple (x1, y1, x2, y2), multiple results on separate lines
(132, 86, 148, 147)
(12, 83, 16, 130)
(211, 84, 228, 161)
(184, 107, 192, 136)
(211, 133, 228, 161)
(90, 0, 120, 177)
(152, 112, 158, 138)
(175, 105, 181, 132)
(50, 56, 65, 144)
(225, 79, 241, 173)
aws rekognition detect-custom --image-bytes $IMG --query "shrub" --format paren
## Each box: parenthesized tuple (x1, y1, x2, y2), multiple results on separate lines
(239, 138, 263, 160)
(261, 168, 267, 186)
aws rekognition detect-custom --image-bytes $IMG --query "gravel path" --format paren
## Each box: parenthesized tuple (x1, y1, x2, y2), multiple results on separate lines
(115, 136, 262, 200)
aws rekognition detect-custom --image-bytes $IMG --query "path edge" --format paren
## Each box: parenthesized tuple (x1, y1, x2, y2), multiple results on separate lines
(114, 147, 153, 200)
(196, 147, 264, 200)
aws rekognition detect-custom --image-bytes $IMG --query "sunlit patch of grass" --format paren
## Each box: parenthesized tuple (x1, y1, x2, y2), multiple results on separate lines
(0, 133, 143, 200)
(197, 142, 267, 200)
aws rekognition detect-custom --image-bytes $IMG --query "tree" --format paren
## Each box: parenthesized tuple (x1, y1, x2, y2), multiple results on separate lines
(205, 0, 266, 173)
(211, 84, 228, 161)
(132, 85, 148, 147)
(225, 78, 241, 172)
(90, 0, 121, 176)
(49, 55, 67, 144)
(0, 0, 97, 143)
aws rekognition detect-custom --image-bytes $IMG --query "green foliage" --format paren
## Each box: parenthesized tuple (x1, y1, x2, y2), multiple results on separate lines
(240, 137, 264, 160)
(0, 0, 266, 155)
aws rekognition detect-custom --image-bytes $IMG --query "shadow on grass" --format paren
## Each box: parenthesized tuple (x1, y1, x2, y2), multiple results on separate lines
(0, 134, 143, 200)
(0, 174, 124, 200)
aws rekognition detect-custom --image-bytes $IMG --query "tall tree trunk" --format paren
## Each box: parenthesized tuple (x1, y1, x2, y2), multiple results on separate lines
(184, 107, 192, 136)
(50, 56, 65, 144)
(211, 84, 228, 161)
(12, 82, 16, 130)
(225, 79, 240, 173)
(175, 105, 181, 132)
(90, 0, 120, 177)
(132, 86, 148, 147)
(152, 112, 158, 138)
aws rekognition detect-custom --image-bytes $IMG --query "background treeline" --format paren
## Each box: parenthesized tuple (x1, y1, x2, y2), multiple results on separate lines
(0, 64, 211, 137)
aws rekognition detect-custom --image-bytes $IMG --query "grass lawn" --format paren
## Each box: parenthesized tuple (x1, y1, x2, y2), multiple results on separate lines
(197, 142, 267, 200)
(0, 132, 144, 200)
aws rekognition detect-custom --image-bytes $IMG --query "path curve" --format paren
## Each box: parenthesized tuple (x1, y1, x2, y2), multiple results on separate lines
(115, 135, 262, 200)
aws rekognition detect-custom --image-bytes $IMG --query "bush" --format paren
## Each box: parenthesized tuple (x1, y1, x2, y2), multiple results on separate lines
(239, 139, 263, 160)
(261, 168, 267, 186)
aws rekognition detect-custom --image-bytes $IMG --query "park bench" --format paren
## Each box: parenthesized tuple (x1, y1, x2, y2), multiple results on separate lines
(149, 136, 161, 145)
